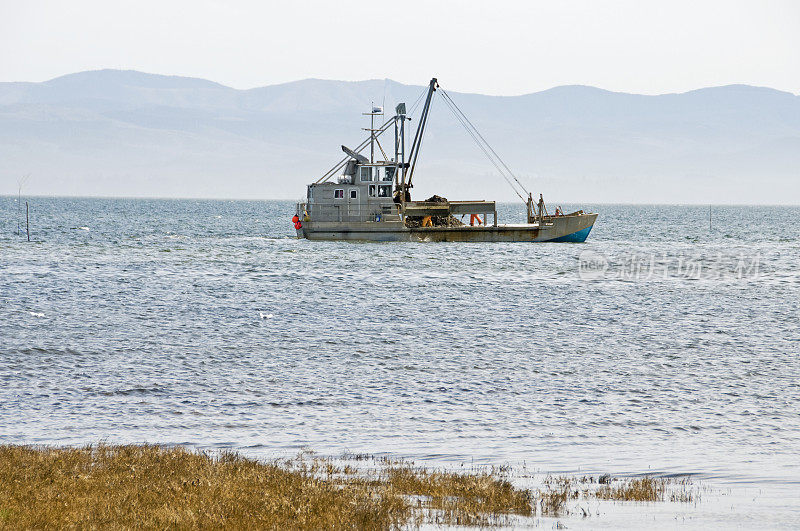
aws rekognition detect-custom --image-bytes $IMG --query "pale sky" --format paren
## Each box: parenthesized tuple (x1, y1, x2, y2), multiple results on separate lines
(2, 0, 799, 95)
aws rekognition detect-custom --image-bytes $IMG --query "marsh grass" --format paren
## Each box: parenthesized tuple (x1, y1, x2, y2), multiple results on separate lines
(385, 465, 533, 526)
(0, 444, 532, 529)
(594, 476, 694, 504)
(595, 476, 666, 502)
(537, 475, 696, 516)
(0, 444, 696, 527)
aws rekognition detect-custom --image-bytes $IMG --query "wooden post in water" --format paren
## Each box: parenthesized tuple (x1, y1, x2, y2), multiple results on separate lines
(709, 205, 712, 231)
(26, 201, 30, 242)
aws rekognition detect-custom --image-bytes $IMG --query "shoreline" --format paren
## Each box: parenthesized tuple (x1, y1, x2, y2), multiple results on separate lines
(0, 443, 702, 528)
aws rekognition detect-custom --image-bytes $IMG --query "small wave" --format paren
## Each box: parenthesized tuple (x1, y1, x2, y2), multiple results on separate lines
(70, 226, 90, 231)
(27, 311, 45, 318)
(268, 399, 332, 408)
(15, 347, 85, 356)
(101, 386, 168, 397)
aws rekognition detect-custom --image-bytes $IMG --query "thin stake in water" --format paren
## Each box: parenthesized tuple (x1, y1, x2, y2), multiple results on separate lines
(17, 174, 29, 236)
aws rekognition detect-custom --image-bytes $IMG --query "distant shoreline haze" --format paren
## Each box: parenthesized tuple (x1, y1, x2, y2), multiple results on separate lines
(1, 195, 798, 207)
(1, 70, 798, 204)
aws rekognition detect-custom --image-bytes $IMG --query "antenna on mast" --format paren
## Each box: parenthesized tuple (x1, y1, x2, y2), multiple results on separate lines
(363, 104, 384, 164)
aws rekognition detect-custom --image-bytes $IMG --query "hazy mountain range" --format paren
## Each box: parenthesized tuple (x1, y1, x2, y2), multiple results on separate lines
(1, 69, 798, 203)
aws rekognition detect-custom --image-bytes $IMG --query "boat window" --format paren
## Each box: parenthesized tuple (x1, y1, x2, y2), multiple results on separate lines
(350, 189, 357, 199)
(384, 167, 395, 181)
(360, 166, 372, 182)
(334, 189, 344, 199)
(378, 185, 391, 198)
(368, 185, 376, 197)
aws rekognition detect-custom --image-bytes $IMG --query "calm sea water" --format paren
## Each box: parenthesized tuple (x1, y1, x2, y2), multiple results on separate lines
(2, 197, 799, 527)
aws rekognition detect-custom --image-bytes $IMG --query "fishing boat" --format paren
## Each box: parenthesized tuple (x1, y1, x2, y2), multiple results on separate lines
(293, 78, 597, 242)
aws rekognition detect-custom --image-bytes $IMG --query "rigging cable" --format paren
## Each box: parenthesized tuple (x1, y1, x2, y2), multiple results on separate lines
(315, 116, 395, 183)
(315, 84, 428, 184)
(439, 95, 524, 201)
(406, 85, 428, 119)
(438, 90, 526, 201)
(439, 89, 529, 202)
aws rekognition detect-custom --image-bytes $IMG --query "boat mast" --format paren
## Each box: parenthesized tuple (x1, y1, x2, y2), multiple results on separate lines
(401, 114, 405, 169)
(363, 104, 384, 165)
(394, 102, 407, 199)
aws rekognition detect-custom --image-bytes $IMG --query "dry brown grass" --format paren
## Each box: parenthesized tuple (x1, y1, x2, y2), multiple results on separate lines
(595, 476, 666, 502)
(538, 475, 581, 516)
(0, 444, 533, 529)
(536, 475, 696, 516)
(385, 465, 532, 526)
(539, 485, 570, 516)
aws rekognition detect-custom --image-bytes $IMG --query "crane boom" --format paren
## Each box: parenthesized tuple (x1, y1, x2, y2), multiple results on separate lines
(401, 77, 437, 202)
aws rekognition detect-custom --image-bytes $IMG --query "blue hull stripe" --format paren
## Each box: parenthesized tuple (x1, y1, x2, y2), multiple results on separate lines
(545, 225, 594, 243)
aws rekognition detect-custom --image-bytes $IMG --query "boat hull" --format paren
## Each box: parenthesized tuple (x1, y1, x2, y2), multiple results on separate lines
(298, 213, 597, 242)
